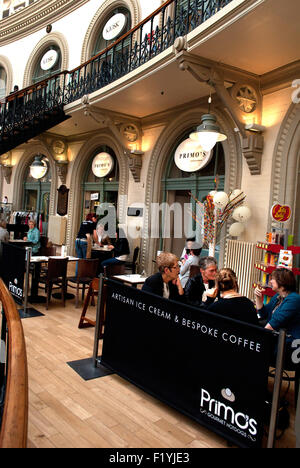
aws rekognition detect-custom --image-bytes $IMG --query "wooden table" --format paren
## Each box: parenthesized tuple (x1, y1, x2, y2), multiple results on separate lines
(29, 255, 79, 303)
(112, 274, 146, 288)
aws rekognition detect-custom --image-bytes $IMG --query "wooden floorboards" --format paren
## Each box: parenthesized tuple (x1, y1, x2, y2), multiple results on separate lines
(20, 282, 297, 448)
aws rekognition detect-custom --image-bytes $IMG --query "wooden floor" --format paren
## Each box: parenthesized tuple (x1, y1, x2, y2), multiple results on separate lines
(20, 273, 297, 448)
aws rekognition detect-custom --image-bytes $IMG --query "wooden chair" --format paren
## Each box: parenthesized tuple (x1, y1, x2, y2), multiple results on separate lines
(78, 278, 107, 335)
(39, 257, 68, 310)
(125, 246, 140, 274)
(67, 258, 99, 308)
(189, 265, 200, 278)
(39, 246, 57, 276)
(103, 262, 125, 278)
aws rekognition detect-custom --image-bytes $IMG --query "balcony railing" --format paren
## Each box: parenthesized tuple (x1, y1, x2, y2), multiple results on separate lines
(0, 0, 233, 151)
(0, 278, 28, 448)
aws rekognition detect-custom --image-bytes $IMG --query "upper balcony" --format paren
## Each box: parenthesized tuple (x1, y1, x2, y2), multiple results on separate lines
(0, 0, 299, 155)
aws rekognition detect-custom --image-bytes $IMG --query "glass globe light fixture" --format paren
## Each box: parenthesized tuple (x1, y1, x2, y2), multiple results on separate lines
(30, 155, 48, 180)
(189, 113, 227, 152)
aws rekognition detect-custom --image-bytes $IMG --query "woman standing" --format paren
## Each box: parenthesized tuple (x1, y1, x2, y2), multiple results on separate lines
(23, 219, 40, 254)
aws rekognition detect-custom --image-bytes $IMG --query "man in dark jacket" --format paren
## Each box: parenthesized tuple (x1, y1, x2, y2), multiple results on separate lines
(184, 256, 218, 307)
(142, 252, 184, 302)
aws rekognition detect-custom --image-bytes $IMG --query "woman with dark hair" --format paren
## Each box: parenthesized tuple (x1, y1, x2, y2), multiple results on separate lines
(208, 268, 259, 325)
(255, 268, 300, 347)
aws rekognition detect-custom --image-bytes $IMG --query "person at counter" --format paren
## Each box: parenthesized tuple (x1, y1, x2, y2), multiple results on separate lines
(75, 213, 97, 258)
(254, 268, 300, 363)
(179, 241, 201, 288)
(184, 256, 218, 307)
(23, 219, 40, 254)
(100, 227, 130, 272)
(142, 252, 184, 301)
(208, 268, 259, 325)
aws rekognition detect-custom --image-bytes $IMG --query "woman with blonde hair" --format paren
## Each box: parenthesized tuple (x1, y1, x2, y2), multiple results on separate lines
(208, 268, 259, 325)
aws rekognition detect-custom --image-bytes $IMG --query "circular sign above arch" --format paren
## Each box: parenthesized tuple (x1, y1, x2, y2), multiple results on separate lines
(92, 152, 114, 178)
(174, 138, 212, 172)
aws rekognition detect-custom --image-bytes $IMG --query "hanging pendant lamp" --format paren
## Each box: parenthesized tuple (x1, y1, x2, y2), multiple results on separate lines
(189, 113, 227, 152)
(30, 155, 48, 180)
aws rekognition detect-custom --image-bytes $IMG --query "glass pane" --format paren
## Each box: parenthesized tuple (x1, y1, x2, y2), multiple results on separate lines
(92, 7, 131, 57)
(0, 66, 7, 99)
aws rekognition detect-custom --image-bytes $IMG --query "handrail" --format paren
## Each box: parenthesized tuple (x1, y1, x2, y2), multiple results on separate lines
(0, 278, 28, 449)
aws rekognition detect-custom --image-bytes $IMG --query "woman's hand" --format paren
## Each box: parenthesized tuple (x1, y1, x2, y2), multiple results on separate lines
(206, 287, 218, 299)
(254, 285, 265, 310)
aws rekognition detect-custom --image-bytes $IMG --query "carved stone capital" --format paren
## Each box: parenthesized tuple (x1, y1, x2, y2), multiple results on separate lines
(56, 160, 69, 184)
(242, 132, 264, 175)
(1, 165, 13, 184)
(128, 153, 143, 182)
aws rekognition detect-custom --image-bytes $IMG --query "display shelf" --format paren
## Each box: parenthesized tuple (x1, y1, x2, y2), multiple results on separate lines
(254, 240, 300, 303)
(256, 242, 300, 255)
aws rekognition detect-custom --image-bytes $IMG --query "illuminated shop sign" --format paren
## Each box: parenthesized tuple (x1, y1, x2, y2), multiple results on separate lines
(102, 13, 126, 41)
(174, 138, 212, 172)
(40, 49, 58, 71)
(92, 152, 114, 178)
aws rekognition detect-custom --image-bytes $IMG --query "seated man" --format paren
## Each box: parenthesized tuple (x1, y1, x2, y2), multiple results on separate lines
(184, 256, 218, 307)
(142, 252, 184, 301)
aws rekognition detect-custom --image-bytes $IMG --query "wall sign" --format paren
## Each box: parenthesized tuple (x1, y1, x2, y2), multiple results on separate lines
(102, 13, 126, 41)
(271, 203, 292, 223)
(174, 138, 212, 172)
(40, 49, 58, 71)
(92, 152, 114, 178)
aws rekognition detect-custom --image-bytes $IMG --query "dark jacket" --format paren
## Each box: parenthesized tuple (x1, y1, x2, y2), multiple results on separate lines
(184, 273, 217, 307)
(142, 272, 184, 302)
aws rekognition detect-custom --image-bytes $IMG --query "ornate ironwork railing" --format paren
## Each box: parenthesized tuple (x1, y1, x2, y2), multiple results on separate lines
(0, 0, 234, 149)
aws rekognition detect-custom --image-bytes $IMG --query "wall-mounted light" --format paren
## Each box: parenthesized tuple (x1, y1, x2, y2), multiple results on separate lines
(244, 123, 266, 133)
(189, 113, 227, 151)
(30, 155, 48, 180)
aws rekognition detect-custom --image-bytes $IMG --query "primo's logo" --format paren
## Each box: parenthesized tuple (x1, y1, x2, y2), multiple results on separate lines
(9, 278, 23, 298)
(200, 388, 258, 437)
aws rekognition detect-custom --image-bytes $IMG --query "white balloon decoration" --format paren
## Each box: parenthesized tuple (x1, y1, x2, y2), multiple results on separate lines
(229, 222, 245, 237)
(209, 190, 217, 197)
(213, 191, 229, 209)
(229, 189, 243, 201)
(232, 205, 252, 223)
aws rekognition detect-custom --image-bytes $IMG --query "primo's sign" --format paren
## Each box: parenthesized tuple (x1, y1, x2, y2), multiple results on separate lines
(174, 138, 213, 172)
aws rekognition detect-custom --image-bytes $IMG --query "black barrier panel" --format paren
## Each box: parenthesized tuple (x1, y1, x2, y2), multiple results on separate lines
(101, 280, 277, 448)
(1, 242, 26, 304)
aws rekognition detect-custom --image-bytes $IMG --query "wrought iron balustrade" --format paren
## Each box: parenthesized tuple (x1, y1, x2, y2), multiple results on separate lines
(0, 0, 233, 152)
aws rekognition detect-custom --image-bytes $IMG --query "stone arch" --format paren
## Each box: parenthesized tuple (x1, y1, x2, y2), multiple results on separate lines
(140, 106, 242, 273)
(12, 142, 57, 215)
(0, 55, 13, 95)
(81, 0, 141, 62)
(23, 32, 69, 87)
(269, 102, 300, 234)
(66, 132, 129, 253)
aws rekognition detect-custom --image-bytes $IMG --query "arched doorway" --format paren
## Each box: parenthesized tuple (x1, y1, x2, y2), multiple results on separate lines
(82, 146, 119, 220)
(23, 154, 51, 235)
(161, 137, 225, 258)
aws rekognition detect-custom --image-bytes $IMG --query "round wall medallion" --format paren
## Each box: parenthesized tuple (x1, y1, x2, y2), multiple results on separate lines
(52, 140, 66, 155)
(122, 124, 138, 142)
(235, 85, 257, 113)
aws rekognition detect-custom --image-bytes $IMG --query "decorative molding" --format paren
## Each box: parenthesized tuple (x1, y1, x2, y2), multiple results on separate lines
(140, 106, 242, 275)
(66, 132, 129, 255)
(11, 141, 57, 213)
(1, 165, 13, 184)
(56, 160, 68, 184)
(23, 31, 69, 88)
(0, 0, 89, 46)
(269, 102, 300, 234)
(81, 0, 141, 63)
(0, 54, 13, 96)
(175, 48, 264, 174)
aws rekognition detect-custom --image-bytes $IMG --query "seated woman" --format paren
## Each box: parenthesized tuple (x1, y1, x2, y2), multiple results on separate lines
(0, 220, 9, 243)
(142, 252, 184, 301)
(100, 227, 130, 272)
(254, 268, 300, 364)
(179, 241, 201, 288)
(23, 219, 40, 254)
(208, 268, 259, 325)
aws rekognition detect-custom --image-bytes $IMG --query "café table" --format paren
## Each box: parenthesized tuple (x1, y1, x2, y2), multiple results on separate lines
(91, 245, 113, 275)
(112, 274, 147, 288)
(29, 255, 79, 303)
